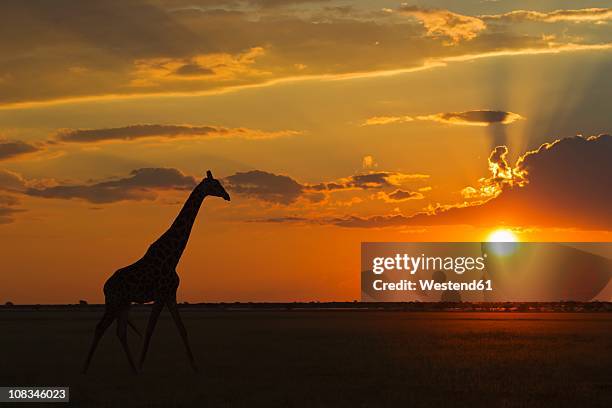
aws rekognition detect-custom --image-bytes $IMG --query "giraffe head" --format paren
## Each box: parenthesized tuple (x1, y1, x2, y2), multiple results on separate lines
(201, 170, 231, 201)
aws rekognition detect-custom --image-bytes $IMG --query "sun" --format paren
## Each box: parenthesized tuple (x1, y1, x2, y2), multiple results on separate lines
(486, 229, 518, 242)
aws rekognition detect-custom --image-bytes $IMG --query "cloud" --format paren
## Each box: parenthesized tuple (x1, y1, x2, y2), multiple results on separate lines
(250, 214, 413, 227)
(252, 213, 415, 228)
(224, 169, 429, 205)
(6, 165, 429, 210)
(258, 135, 611, 230)
(331, 214, 412, 228)
(378, 189, 425, 202)
(397, 6, 487, 43)
(26, 168, 197, 203)
(248, 0, 331, 8)
(310, 171, 429, 191)
(362, 155, 377, 169)
(249, 216, 312, 224)
(1, 2, 609, 108)
(460, 186, 480, 199)
(224, 170, 304, 204)
(0, 139, 40, 161)
(0, 182, 25, 225)
(350, 173, 395, 189)
(131, 47, 267, 86)
(0, 194, 19, 206)
(0, 169, 27, 191)
(459, 145, 520, 200)
(55, 124, 300, 143)
(363, 110, 523, 127)
(0, 206, 24, 224)
(174, 63, 215, 76)
(340, 135, 612, 229)
(361, 116, 414, 126)
(417, 110, 524, 126)
(488, 145, 513, 180)
(411, 135, 612, 229)
(481, 8, 612, 23)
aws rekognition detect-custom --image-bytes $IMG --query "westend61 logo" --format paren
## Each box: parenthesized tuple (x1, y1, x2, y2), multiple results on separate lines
(361, 242, 612, 302)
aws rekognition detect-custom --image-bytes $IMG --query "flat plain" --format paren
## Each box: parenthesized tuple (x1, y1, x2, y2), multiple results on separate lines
(0, 308, 610, 407)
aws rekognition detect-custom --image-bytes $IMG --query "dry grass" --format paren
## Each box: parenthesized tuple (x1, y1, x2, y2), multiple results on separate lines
(0, 310, 610, 407)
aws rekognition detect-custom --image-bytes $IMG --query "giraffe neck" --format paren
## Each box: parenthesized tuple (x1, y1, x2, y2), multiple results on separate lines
(146, 184, 208, 268)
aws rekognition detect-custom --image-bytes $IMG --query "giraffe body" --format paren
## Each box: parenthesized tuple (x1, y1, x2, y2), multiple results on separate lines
(103, 260, 179, 306)
(83, 170, 230, 374)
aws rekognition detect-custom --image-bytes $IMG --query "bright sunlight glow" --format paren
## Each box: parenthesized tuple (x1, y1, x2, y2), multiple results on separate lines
(487, 229, 518, 242)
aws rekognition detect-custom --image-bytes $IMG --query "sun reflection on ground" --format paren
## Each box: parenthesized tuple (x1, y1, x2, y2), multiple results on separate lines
(486, 229, 519, 256)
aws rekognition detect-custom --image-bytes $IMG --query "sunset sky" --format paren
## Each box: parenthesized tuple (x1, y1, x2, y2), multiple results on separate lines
(0, 0, 610, 303)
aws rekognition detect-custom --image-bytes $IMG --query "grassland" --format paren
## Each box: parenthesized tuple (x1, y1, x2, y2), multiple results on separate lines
(0, 308, 610, 407)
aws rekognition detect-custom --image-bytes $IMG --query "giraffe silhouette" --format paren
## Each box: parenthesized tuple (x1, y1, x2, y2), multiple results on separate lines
(82, 170, 230, 374)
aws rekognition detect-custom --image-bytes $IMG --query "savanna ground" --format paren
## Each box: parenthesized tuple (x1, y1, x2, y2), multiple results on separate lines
(0, 308, 610, 407)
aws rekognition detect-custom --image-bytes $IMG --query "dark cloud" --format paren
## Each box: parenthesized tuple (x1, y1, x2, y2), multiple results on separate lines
(57, 124, 217, 143)
(225, 170, 304, 204)
(350, 173, 393, 189)
(418, 110, 523, 126)
(225, 169, 429, 204)
(250, 216, 311, 223)
(0, 169, 26, 191)
(5, 165, 426, 210)
(311, 172, 428, 191)
(26, 168, 197, 203)
(170, 0, 332, 8)
(248, 0, 331, 8)
(385, 189, 424, 202)
(0, 140, 40, 160)
(0, 0, 215, 105)
(0, 193, 23, 224)
(253, 214, 412, 228)
(363, 110, 524, 127)
(331, 214, 410, 228)
(1, 0, 205, 59)
(0, 194, 19, 206)
(0, 206, 24, 224)
(322, 5, 354, 15)
(1, 1, 592, 106)
(55, 124, 296, 143)
(415, 134, 612, 229)
(331, 135, 612, 229)
(174, 63, 215, 76)
(254, 135, 611, 229)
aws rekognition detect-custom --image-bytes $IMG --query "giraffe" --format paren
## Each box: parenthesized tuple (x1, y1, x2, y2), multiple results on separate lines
(82, 170, 230, 374)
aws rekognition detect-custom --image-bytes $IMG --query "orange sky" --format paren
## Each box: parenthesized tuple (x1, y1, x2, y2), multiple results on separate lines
(0, 0, 610, 303)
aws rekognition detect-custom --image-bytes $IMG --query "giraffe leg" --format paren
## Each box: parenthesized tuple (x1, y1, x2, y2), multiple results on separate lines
(117, 308, 138, 374)
(138, 301, 164, 370)
(167, 301, 198, 372)
(128, 318, 141, 338)
(82, 308, 116, 374)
